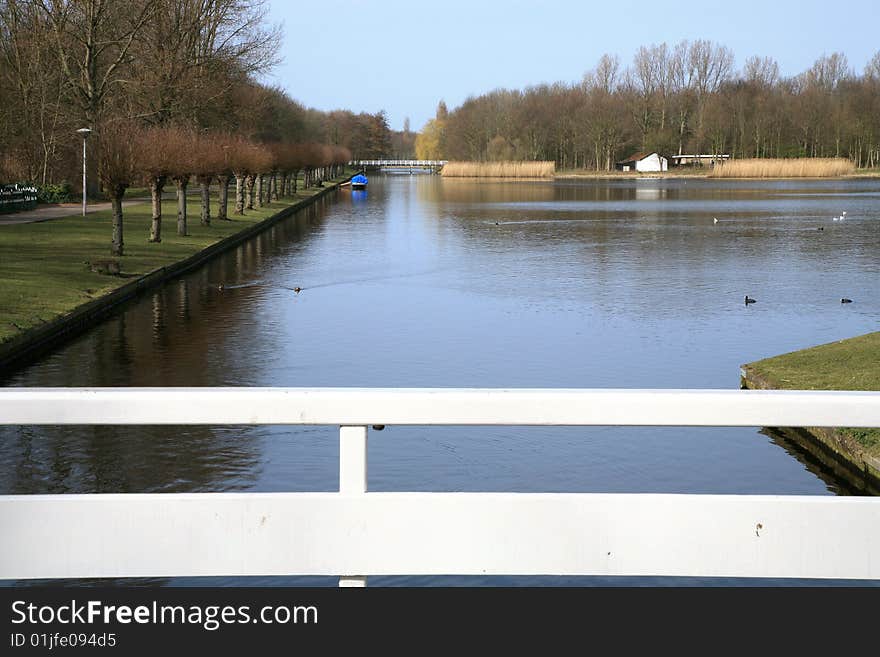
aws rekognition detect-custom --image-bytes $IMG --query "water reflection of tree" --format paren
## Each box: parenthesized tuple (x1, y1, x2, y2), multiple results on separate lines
(0, 424, 264, 494)
(0, 199, 333, 498)
(421, 178, 556, 205)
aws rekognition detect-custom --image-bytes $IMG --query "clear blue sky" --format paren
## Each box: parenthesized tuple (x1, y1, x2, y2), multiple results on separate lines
(265, 0, 878, 132)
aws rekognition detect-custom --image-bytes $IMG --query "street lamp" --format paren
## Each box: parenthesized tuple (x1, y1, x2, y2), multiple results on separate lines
(76, 128, 92, 216)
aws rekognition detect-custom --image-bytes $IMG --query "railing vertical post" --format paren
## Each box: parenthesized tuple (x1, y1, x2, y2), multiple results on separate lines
(339, 424, 368, 587)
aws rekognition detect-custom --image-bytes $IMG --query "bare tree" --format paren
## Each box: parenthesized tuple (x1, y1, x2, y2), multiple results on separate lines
(193, 132, 228, 226)
(164, 128, 196, 235)
(584, 53, 620, 94)
(97, 121, 138, 256)
(131, 0, 281, 125)
(214, 132, 237, 220)
(805, 52, 851, 91)
(665, 41, 703, 155)
(0, 1, 69, 184)
(38, 0, 156, 126)
(688, 40, 734, 147)
(582, 54, 627, 170)
(631, 44, 661, 145)
(136, 125, 177, 242)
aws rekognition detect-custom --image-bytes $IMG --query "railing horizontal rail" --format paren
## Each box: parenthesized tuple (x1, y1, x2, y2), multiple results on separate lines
(353, 160, 447, 165)
(2, 387, 880, 427)
(2, 493, 878, 580)
(2, 387, 879, 583)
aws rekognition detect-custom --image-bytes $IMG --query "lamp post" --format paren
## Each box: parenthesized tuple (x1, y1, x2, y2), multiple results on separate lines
(76, 128, 92, 216)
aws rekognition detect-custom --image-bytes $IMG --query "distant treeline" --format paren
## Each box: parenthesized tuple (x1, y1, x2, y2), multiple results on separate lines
(416, 41, 880, 170)
(0, 0, 395, 187)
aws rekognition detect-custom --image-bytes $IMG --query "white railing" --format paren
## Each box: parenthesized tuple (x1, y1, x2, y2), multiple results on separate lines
(2, 388, 880, 585)
(353, 160, 447, 167)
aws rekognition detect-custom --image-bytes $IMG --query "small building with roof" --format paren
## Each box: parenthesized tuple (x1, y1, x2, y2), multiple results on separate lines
(616, 152, 668, 172)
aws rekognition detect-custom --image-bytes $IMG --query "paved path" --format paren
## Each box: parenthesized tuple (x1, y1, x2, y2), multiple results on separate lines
(0, 187, 210, 226)
(0, 198, 149, 226)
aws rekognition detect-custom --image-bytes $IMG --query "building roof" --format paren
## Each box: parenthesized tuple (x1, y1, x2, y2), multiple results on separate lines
(616, 151, 659, 164)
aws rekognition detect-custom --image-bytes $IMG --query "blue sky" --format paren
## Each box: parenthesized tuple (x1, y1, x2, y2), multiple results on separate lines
(265, 0, 878, 131)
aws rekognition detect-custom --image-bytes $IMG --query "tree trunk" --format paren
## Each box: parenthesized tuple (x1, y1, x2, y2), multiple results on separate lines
(199, 177, 211, 226)
(271, 173, 279, 201)
(234, 173, 245, 214)
(245, 175, 255, 210)
(148, 178, 164, 243)
(110, 190, 124, 256)
(217, 175, 230, 220)
(291, 170, 298, 194)
(175, 178, 188, 236)
(255, 174, 263, 208)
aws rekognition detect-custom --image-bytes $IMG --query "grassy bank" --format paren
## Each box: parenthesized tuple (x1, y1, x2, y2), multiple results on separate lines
(441, 161, 555, 178)
(0, 176, 345, 346)
(742, 332, 880, 459)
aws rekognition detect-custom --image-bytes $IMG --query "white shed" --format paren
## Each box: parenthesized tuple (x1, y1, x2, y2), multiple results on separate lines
(616, 152, 668, 172)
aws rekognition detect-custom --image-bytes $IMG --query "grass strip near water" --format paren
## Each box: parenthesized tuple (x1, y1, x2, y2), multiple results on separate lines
(0, 179, 340, 345)
(743, 332, 880, 455)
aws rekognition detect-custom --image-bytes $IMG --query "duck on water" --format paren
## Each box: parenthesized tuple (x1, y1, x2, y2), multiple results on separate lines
(742, 295, 853, 305)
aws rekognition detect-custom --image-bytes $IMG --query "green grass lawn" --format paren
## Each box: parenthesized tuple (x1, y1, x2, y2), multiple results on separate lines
(747, 333, 880, 390)
(745, 332, 880, 454)
(0, 178, 343, 345)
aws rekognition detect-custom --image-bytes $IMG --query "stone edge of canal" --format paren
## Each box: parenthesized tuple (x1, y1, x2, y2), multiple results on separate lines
(0, 177, 350, 378)
(740, 334, 880, 495)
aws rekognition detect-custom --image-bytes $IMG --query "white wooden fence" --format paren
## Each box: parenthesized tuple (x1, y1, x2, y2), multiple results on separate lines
(2, 388, 879, 585)
(353, 160, 447, 168)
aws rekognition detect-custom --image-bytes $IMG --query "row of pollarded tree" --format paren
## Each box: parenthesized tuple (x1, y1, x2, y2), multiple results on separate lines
(99, 124, 351, 256)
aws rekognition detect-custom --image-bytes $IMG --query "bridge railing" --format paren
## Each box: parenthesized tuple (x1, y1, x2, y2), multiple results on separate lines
(352, 160, 447, 167)
(2, 387, 879, 586)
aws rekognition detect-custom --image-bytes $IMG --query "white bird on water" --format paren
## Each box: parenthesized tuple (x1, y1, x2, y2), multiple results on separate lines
(833, 211, 847, 221)
(713, 217, 718, 224)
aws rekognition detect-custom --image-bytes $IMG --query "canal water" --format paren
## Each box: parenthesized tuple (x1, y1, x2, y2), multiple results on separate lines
(3, 174, 880, 585)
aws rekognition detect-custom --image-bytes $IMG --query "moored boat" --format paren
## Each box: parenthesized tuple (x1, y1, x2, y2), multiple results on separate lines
(351, 173, 368, 190)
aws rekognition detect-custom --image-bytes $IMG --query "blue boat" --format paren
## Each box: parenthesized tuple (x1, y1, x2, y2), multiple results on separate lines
(350, 173, 368, 190)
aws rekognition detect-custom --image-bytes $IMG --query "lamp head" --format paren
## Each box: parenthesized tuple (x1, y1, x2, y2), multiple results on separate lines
(76, 128, 92, 138)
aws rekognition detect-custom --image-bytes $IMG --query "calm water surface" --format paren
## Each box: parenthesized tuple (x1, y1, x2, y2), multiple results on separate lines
(3, 175, 880, 585)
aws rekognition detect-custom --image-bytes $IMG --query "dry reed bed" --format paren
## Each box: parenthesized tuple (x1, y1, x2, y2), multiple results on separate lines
(710, 158, 854, 178)
(440, 161, 556, 178)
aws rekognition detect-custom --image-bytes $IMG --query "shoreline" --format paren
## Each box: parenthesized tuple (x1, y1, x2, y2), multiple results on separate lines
(0, 177, 349, 378)
(740, 333, 880, 495)
(554, 171, 880, 180)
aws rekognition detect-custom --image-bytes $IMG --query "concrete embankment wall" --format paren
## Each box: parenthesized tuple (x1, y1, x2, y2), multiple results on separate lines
(0, 181, 345, 377)
(740, 365, 880, 495)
